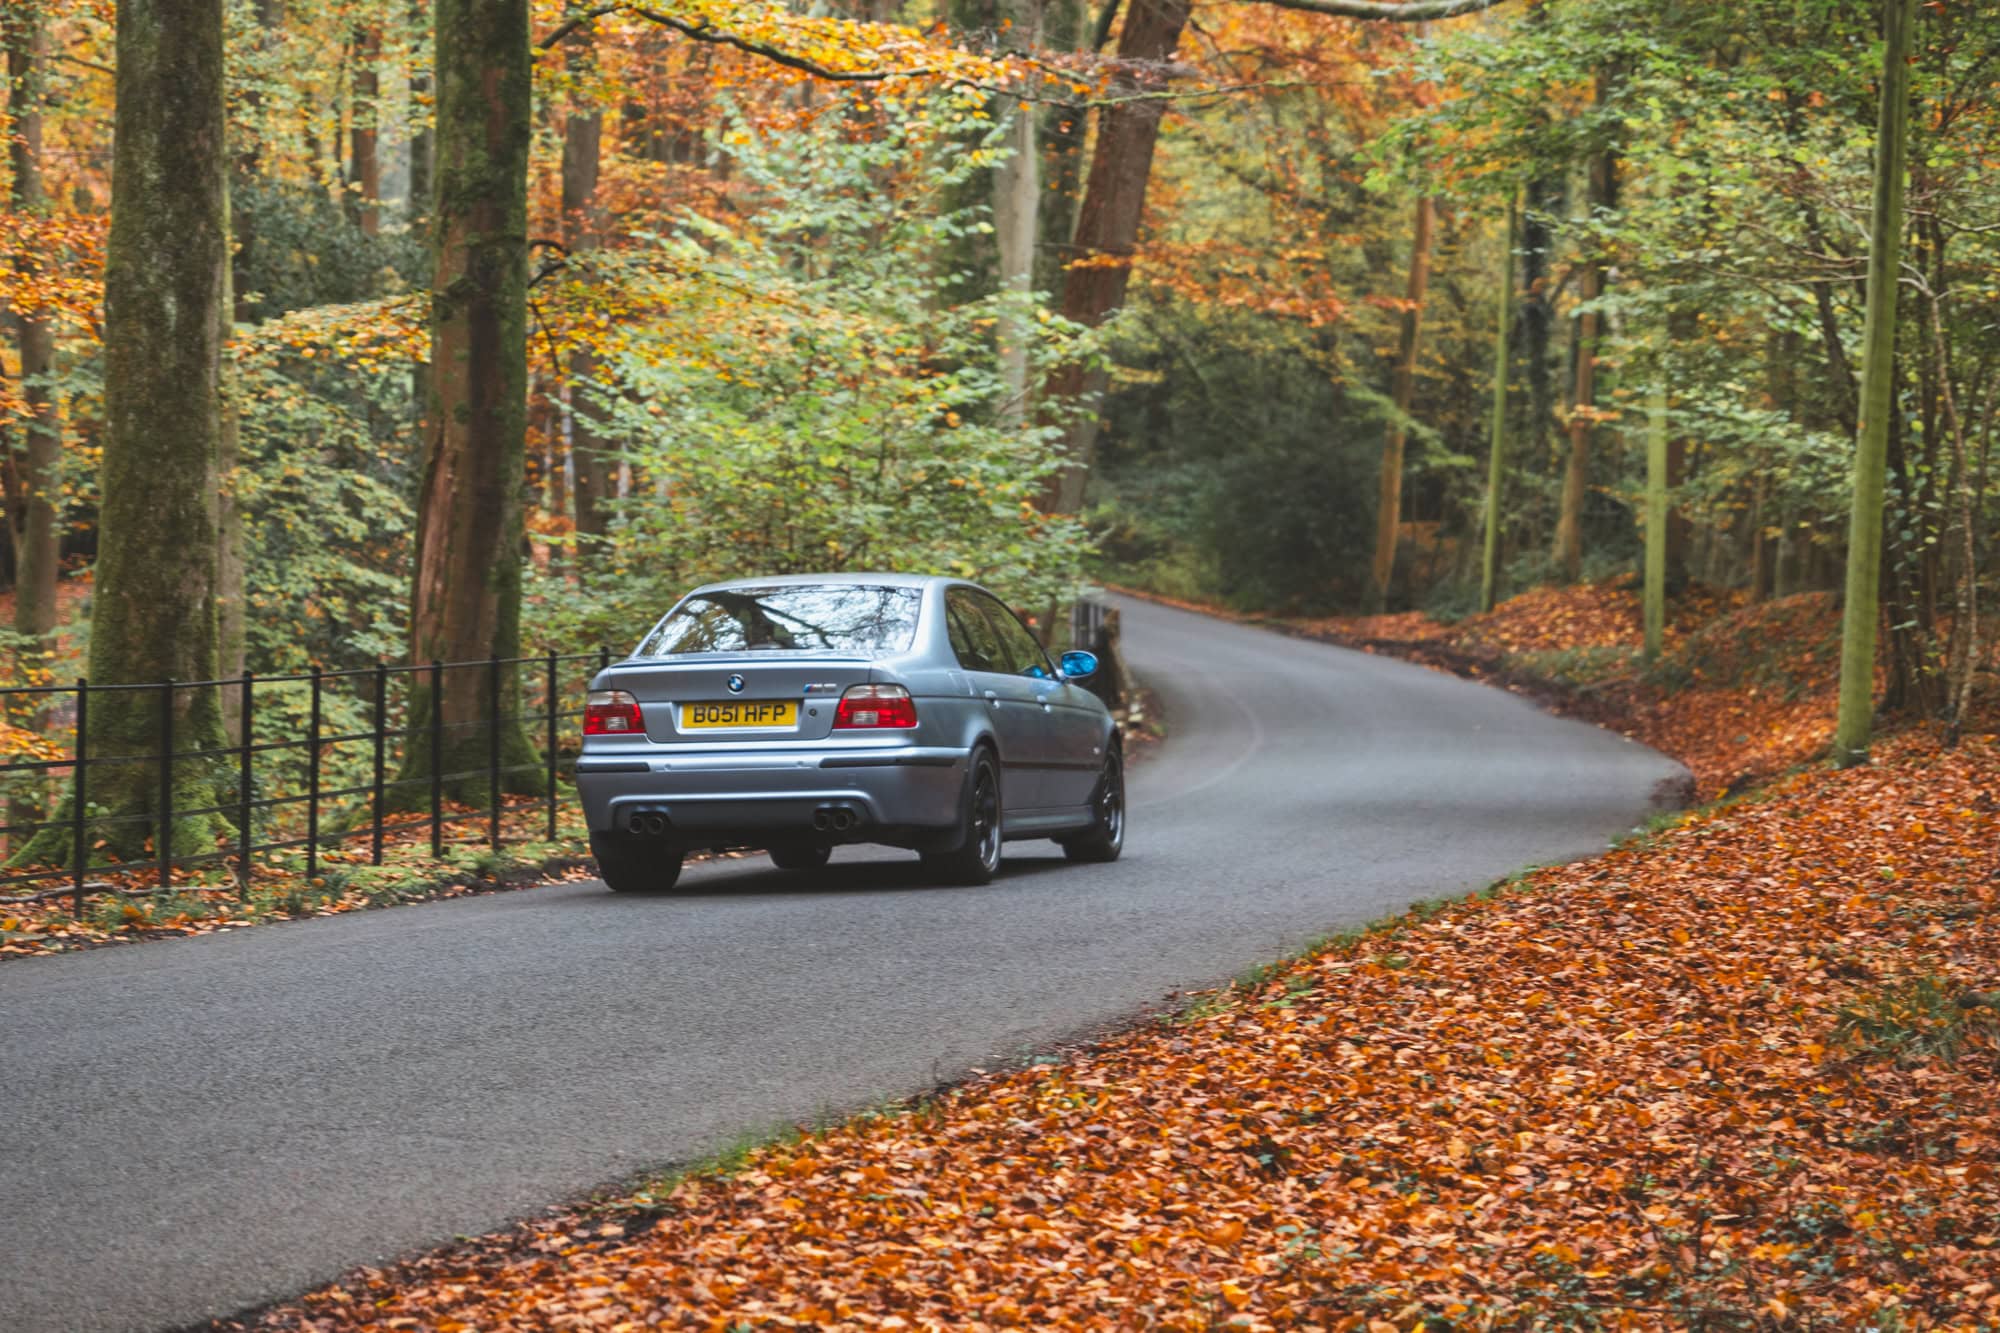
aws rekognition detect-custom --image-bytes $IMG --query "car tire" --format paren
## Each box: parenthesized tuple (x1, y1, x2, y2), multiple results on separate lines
(921, 749, 1002, 886)
(768, 841, 831, 872)
(1061, 748, 1124, 863)
(591, 832, 684, 894)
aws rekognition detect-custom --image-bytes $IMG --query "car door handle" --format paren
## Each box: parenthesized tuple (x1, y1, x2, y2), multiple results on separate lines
(983, 690, 1000, 706)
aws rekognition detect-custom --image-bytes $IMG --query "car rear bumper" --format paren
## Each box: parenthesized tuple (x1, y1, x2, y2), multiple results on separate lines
(574, 745, 968, 838)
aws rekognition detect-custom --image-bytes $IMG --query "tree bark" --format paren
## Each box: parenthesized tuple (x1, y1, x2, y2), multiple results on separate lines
(1832, 0, 1912, 766)
(1037, 0, 1191, 516)
(6, 4, 58, 647)
(401, 0, 543, 804)
(350, 23, 382, 235)
(1643, 338, 1669, 661)
(561, 24, 614, 548)
(1367, 193, 1434, 612)
(992, 0, 1043, 428)
(15, 0, 234, 866)
(1479, 192, 1515, 614)
(1552, 69, 1617, 584)
(407, 0, 432, 226)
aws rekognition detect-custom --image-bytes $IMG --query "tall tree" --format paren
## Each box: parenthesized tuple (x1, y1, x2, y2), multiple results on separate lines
(1038, 0, 1512, 517)
(350, 22, 383, 235)
(1642, 339, 1668, 660)
(4, 1, 59, 650)
(23, 0, 235, 863)
(1552, 67, 1616, 583)
(1367, 192, 1434, 612)
(1832, 0, 1913, 767)
(992, 0, 1044, 426)
(1479, 192, 1515, 614)
(1037, 0, 1192, 516)
(562, 22, 614, 546)
(403, 0, 542, 801)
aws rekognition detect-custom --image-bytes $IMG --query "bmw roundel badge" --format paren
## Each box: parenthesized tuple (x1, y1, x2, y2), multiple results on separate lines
(726, 673, 746, 694)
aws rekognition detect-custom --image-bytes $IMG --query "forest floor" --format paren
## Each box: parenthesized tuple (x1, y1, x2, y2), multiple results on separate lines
(206, 580, 2000, 1332)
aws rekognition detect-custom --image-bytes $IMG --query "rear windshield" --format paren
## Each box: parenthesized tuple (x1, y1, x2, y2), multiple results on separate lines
(639, 585, 924, 657)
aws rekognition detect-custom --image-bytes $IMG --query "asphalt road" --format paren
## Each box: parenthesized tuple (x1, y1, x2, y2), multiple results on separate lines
(1, 596, 1686, 1332)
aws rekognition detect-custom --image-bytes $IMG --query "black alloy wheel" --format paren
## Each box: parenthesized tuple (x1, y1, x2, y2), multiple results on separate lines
(922, 750, 1002, 885)
(1062, 748, 1124, 863)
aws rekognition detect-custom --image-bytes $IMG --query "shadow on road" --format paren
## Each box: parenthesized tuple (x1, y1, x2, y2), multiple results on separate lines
(595, 850, 1082, 901)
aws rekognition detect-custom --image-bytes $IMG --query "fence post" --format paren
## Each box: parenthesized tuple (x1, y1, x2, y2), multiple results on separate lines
(158, 679, 174, 890)
(598, 646, 610, 676)
(306, 666, 322, 883)
(429, 660, 443, 859)
(544, 650, 558, 843)
(487, 656, 502, 852)
(238, 672, 254, 899)
(71, 678, 87, 918)
(371, 660, 387, 866)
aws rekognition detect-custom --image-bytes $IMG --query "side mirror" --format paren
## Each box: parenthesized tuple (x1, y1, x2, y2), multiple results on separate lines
(1059, 650, 1099, 681)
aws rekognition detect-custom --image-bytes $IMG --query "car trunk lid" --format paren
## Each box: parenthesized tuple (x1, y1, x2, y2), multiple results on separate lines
(601, 655, 874, 745)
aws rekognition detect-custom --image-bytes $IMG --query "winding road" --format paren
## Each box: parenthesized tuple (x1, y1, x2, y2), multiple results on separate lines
(0, 596, 1685, 1332)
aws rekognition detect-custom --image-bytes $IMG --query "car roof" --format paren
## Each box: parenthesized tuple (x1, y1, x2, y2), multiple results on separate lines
(687, 572, 959, 594)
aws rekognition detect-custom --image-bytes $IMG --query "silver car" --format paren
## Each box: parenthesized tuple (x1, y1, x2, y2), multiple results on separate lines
(575, 574, 1125, 891)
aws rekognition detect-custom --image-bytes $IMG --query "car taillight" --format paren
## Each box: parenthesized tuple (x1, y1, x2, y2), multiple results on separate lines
(833, 684, 917, 729)
(584, 690, 643, 735)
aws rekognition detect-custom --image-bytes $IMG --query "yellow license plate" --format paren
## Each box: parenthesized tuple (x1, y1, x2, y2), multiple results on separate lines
(681, 700, 799, 729)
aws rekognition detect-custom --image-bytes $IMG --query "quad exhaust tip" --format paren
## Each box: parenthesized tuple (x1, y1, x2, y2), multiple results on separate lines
(626, 810, 671, 837)
(813, 805, 859, 833)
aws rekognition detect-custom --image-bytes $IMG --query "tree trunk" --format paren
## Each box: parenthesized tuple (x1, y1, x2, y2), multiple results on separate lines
(561, 25, 613, 548)
(1643, 340, 1669, 661)
(1929, 291, 1976, 741)
(1832, 0, 1912, 766)
(401, 0, 543, 804)
(1479, 193, 1515, 614)
(407, 0, 432, 227)
(7, 6, 58, 647)
(218, 217, 247, 740)
(992, 0, 1043, 427)
(1366, 193, 1434, 612)
(14, 0, 233, 867)
(1036, 0, 1191, 516)
(1553, 264, 1597, 582)
(350, 23, 382, 235)
(1553, 71, 1617, 584)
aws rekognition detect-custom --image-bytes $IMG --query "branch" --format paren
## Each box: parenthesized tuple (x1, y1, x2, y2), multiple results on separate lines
(628, 6, 925, 81)
(537, 5, 622, 50)
(1242, 0, 1513, 19)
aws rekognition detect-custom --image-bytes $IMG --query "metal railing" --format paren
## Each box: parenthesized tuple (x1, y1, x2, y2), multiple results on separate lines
(0, 650, 612, 917)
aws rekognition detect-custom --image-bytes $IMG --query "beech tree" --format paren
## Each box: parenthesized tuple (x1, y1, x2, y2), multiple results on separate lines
(1832, 0, 1913, 766)
(15, 0, 235, 863)
(3, 1, 58, 650)
(401, 0, 543, 801)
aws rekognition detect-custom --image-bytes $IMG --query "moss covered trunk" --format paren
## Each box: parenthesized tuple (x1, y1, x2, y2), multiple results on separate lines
(7, 6, 58, 647)
(14, 0, 235, 867)
(399, 0, 543, 806)
(1833, 0, 1912, 766)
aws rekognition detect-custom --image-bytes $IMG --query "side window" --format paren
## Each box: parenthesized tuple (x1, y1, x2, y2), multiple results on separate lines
(945, 590, 1005, 674)
(977, 594, 1055, 679)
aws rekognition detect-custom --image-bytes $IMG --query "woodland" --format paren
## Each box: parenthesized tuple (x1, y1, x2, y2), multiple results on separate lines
(0, 0, 1994, 850)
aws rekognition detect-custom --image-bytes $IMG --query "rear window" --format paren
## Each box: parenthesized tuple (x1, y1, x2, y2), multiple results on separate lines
(639, 585, 924, 657)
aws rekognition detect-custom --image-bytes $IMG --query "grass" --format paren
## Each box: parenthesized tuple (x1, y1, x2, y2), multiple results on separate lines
(1833, 975, 2000, 1067)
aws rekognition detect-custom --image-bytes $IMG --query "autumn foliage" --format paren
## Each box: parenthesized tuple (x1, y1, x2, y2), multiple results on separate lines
(217, 585, 2000, 1331)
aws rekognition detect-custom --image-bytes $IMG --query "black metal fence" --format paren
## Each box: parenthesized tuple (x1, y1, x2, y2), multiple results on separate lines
(0, 650, 611, 917)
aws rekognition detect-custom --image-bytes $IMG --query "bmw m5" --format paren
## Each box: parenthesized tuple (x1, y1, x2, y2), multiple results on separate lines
(575, 574, 1124, 892)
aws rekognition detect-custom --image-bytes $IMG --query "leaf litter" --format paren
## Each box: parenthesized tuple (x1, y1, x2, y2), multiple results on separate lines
(216, 584, 2000, 1331)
